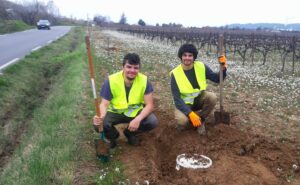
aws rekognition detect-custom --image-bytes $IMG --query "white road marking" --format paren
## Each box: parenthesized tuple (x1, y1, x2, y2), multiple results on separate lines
(31, 46, 41, 52)
(47, 40, 53, 44)
(0, 58, 20, 71)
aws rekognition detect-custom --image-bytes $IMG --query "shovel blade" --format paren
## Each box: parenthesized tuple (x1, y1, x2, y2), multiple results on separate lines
(94, 138, 110, 162)
(214, 111, 230, 124)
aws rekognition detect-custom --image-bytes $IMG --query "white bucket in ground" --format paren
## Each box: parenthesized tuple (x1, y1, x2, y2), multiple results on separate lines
(176, 153, 212, 170)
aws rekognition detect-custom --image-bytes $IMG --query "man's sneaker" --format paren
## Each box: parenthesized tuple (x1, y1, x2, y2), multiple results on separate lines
(109, 139, 117, 148)
(197, 122, 206, 136)
(108, 132, 119, 149)
(123, 129, 139, 146)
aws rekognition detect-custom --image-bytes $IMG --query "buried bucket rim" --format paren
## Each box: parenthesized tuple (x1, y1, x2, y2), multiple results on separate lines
(176, 153, 212, 170)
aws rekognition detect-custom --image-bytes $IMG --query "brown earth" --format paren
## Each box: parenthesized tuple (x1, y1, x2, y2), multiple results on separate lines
(114, 99, 300, 185)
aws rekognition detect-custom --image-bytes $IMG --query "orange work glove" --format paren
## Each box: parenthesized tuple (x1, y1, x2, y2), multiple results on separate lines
(218, 55, 227, 68)
(188, 111, 201, 127)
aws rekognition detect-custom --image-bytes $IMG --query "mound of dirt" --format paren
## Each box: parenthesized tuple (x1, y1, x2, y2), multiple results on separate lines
(116, 109, 300, 185)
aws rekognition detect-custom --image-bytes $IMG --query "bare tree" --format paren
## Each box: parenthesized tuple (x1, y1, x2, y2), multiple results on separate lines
(93, 15, 110, 26)
(119, 13, 126, 24)
(0, 1, 7, 19)
(0, 0, 13, 19)
(46, 0, 59, 17)
(1, 0, 60, 25)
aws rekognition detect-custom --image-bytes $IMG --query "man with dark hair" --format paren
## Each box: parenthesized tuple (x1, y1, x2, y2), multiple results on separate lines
(93, 53, 158, 148)
(170, 44, 227, 135)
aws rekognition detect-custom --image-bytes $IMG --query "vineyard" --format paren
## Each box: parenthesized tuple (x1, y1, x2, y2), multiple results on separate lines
(116, 25, 300, 73)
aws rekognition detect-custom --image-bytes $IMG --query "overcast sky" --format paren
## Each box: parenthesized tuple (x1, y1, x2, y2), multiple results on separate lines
(16, 0, 300, 27)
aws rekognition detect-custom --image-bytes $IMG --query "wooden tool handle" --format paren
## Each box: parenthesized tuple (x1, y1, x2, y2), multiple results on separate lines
(218, 34, 224, 112)
(85, 35, 103, 132)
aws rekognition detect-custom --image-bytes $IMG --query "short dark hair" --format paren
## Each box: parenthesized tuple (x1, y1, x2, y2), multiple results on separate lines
(177, 44, 198, 60)
(123, 53, 140, 66)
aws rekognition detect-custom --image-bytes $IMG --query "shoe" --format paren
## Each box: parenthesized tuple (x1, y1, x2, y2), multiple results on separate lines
(107, 131, 119, 149)
(109, 139, 117, 148)
(197, 122, 206, 136)
(123, 129, 139, 146)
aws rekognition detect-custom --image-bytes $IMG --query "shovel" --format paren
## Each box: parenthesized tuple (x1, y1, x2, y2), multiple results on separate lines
(85, 35, 110, 162)
(214, 34, 230, 124)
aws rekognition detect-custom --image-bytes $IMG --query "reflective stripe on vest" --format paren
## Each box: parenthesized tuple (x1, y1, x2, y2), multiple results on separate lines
(108, 71, 147, 117)
(170, 61, 207, 104)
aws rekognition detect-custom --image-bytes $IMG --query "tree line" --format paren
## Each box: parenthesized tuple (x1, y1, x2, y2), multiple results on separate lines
(93, 13, 183, 28)
(0, 0, 77, 26)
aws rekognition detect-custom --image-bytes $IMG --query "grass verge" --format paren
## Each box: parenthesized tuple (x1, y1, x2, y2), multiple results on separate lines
(0, 20, 32, 34)
(0, 26, 84, 184)
(0, 26, 128, 185)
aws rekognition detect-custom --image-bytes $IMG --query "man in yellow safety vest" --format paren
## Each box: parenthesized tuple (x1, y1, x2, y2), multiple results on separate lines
(93, 53, 158, 148)
(170, 44, 227, 135)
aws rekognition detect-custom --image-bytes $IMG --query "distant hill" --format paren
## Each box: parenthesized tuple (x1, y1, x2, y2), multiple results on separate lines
(224, 23, 300, 31)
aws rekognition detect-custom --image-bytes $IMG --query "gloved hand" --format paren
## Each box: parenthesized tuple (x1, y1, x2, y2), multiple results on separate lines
(188, 111, 201, 127)
(218, 55, 227, 68)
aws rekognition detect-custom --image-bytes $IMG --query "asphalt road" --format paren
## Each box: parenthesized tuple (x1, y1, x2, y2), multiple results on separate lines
(0, 26, 71, 71)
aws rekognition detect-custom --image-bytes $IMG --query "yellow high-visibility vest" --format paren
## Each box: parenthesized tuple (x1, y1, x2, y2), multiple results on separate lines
(170, 61, 207, 104)
(108, 71, 147, 117)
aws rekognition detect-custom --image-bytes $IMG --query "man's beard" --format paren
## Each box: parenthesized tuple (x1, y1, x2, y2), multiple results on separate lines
(126, 76, 135, 81)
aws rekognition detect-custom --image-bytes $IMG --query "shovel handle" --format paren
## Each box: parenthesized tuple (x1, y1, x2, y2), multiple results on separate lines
(85, 35, 103, 132)
(218, 34, 224, 113)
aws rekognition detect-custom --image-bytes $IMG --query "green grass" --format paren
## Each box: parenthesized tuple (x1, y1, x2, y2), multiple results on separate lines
(0, 20, 32, 34)
(93, 159, 128, 185)
(0, 26, 129, 185)
(0, 27, 84, 184)
(0, 28, 80, 158)
(0, 50, 86, 184)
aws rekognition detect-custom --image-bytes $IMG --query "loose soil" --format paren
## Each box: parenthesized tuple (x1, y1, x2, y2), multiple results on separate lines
(114, 97, 300, 185)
